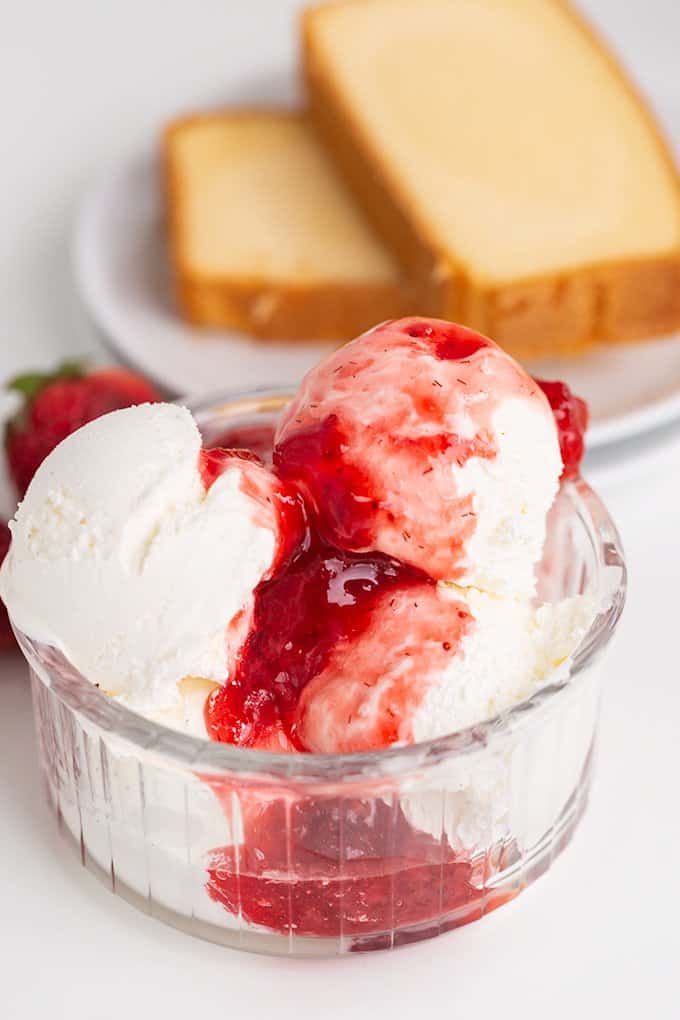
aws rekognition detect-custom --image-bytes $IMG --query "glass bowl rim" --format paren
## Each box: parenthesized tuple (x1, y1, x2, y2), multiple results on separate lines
(13, 387, 626, 784)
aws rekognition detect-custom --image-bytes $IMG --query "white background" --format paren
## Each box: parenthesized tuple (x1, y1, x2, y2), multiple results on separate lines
(1, 2, 679, 1018)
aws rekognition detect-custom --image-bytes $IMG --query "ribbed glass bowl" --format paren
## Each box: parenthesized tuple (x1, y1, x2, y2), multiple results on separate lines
(14, 390, 626, 956)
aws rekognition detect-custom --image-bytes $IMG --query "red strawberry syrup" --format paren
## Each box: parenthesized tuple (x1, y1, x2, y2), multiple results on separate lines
(198, 438, 499, 944)
(205, 790, 517, 947)
(534, 379, 588, 478)
(207, 423, 276, 465)
(204, 534, 432, 749)
(197, 349, 586, 945)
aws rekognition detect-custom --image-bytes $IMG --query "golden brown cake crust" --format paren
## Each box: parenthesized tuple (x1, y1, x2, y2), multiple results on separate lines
(302, 0, 680, 360)
(163, 110, 407, 341)
(175, 271, 409, 341)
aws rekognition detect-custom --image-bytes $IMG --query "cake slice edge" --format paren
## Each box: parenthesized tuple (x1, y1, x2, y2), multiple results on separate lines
(302, 0, 680, 358)
(163, 109, 409, 341)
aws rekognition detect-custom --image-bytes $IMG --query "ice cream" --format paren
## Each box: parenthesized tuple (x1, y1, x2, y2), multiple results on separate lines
(0, 319, 593, 755)
(0, 403, 303, 714)
(297, 585, 594, 753)
(274, 317, 562, 597)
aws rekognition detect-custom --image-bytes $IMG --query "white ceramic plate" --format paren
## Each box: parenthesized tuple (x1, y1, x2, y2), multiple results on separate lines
(74, 150, 680, 448)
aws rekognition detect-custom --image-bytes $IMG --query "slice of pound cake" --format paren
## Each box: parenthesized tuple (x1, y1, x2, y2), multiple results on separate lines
(303, 0, 680, 358)
(164, 111, 406, 340)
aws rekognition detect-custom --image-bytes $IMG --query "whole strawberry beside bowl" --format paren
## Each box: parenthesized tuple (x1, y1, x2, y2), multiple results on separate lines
(5, 362, 161, 497)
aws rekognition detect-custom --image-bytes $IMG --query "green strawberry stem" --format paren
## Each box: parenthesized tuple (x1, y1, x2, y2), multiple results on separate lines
(6, 359, 86, 402)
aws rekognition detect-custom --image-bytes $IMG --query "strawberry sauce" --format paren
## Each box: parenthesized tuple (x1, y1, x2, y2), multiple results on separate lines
(196, 324, 587, 945)
(199, 446, 471, 754)
(403, 317, 490, 360)
(199, 418, 486, 944)
(208, 423, 276, 464)
(205, 792, 516, 945)
(204, 530, 456, 751)
(534, 379, 588, 478)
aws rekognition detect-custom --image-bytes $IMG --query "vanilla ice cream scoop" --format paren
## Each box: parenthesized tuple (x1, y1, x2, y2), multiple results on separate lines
(0, 403, 301, 712)
(296, 581, 594, 753)
(275, 317, 562, 596)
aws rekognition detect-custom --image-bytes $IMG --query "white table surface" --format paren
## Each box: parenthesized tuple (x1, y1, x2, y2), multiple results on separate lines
(1, 2, 679, 1017)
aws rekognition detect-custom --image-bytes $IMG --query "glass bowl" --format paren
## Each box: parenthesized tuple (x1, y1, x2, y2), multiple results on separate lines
(14, 390, 626, 956)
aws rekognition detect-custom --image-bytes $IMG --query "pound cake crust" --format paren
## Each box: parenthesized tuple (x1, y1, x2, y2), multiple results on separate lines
(164, 110, 407, 341)
(303, 0, 680, 358)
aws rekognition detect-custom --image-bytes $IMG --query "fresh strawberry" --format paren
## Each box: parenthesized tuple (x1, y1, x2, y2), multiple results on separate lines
(0, 520, 14, 651)
(5, 362, 161, 497)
